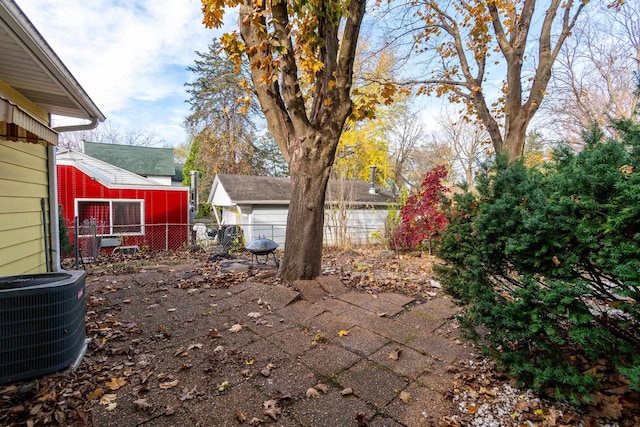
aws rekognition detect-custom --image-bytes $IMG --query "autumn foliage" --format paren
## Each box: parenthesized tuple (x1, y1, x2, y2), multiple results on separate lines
(392, 165, 449, 250)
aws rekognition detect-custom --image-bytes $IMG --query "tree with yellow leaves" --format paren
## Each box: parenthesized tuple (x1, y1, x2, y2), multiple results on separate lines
(201, 0, 367, 280)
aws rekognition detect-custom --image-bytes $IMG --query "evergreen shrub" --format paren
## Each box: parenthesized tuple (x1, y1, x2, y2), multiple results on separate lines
(58, 205, 74, 256)
(437, 121, 640, 400)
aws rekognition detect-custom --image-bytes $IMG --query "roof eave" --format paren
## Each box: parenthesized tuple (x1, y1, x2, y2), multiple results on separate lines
(0, 0, 105, 123)
(233, 200, 291, 205)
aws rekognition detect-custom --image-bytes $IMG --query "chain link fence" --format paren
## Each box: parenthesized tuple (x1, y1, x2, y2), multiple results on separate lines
(61, 217, 190, 264)
(60, 218, 388, 265)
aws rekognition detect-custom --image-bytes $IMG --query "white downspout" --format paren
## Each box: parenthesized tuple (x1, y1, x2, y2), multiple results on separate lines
(47, 144, 60, 271)
(50, 116, 101, 271)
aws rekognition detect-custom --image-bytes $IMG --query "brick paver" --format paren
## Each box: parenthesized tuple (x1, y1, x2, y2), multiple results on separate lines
(93, 273, 473, 427)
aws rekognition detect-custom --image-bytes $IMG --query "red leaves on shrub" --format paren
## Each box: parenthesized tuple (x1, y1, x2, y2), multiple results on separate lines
(393, 165, 449, 250)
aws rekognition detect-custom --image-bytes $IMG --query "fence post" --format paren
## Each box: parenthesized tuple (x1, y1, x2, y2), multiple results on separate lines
(166, 223, 169, 251)
(91, 218, 98, 261)
(74, 217, 79, 269)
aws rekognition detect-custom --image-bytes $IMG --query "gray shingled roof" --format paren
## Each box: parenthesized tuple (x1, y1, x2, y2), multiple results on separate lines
(216, 174, 396, 205)
(83, 141, 175, 176)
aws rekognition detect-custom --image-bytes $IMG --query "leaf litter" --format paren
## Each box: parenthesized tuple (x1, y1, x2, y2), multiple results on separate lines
(1, 249, 637, 426)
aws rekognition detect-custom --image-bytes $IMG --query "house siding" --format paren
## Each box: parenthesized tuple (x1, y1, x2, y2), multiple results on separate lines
(251, 206, 288, 245)
(208, 174, 396, 248)
(220, 206, 240, 228)
(0, 139, 50, 275)
(324, 207, 388, 246)
(220, 204, 388, 248)
(57, 164, 190, 251)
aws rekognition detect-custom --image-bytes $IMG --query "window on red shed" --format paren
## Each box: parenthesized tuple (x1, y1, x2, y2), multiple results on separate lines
(77, 199, 143, 236)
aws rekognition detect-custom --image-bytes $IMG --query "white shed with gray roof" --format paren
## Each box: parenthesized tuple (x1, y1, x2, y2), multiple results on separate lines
(207, 174, 396, 247)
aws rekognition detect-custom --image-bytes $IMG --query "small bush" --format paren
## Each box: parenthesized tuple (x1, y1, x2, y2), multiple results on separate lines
(437, 121, 640, 399)
(391, 165, 448, 252)
(58, 205, 74, 256)
(196, 203, 213, 219)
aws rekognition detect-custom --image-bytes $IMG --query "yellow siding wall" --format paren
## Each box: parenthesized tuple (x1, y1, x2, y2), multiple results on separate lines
(0, 138, 50, 276)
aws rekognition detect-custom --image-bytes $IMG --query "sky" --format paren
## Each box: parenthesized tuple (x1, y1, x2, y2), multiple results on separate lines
(15, 0, 231, 147)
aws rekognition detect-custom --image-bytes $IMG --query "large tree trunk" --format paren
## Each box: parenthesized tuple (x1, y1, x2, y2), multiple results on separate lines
(279, 125, 342, 280)
(280, 155, 333, 281)
(502, 109, 529, 160)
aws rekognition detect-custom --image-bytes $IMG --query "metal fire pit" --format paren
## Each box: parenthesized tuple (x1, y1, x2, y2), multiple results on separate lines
(245, 238, 278, 266)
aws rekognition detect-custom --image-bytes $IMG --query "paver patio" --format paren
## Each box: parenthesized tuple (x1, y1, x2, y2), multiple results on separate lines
(91, 273, 473, 426)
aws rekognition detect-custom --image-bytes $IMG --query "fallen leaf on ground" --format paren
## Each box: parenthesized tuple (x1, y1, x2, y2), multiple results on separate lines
(159, 379, 179, 390)
(173, 347, 187, 357)
(37, 391, 57, 402)
(263, 399, 278, 409)
(54, 409, 66, 424)
(355, 411, 369, 426)
(272, 391, 292, 401)
(10, 405, 25, 414)
(479, 386, 496, 397)
(341, 388, 354, 396)
(229, 324, 243, 333)
(388, 348, 402, 360)
(338, 329, 349, 336)
(179, 386, 197, 401)
(106, 377, 127, 391)
(306, 388, 321, 398)
(167, 308, 177, 312)
(87, 388, 104, 400)
(260, 363, 275, 377)
(400, 391, 412, 403)
(249, 417, 262, 425)
(29, 403, 42, 416)
(187, 342, 203, 350)
(218, 381, 231, 392)
(590, 394, 623, 420)
(133, 399, 152, 412)
(74, 408, 89, 424)
(247, 312, 262, 318)
(314, 383, 329, 394)
(314, 333, 328, 343)
(100, 394, 117, 405)
(1, 385, 18, 395)
(545, 407, 560, 426)
(235, 410, 247, 422)
(263, 407, 281, 421)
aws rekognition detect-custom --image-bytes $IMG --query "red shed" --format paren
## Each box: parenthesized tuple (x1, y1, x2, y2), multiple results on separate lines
(56, 150, 189, 252)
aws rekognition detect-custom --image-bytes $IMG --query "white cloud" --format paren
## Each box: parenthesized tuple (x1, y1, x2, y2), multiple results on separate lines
(14, 0, 226, 145)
